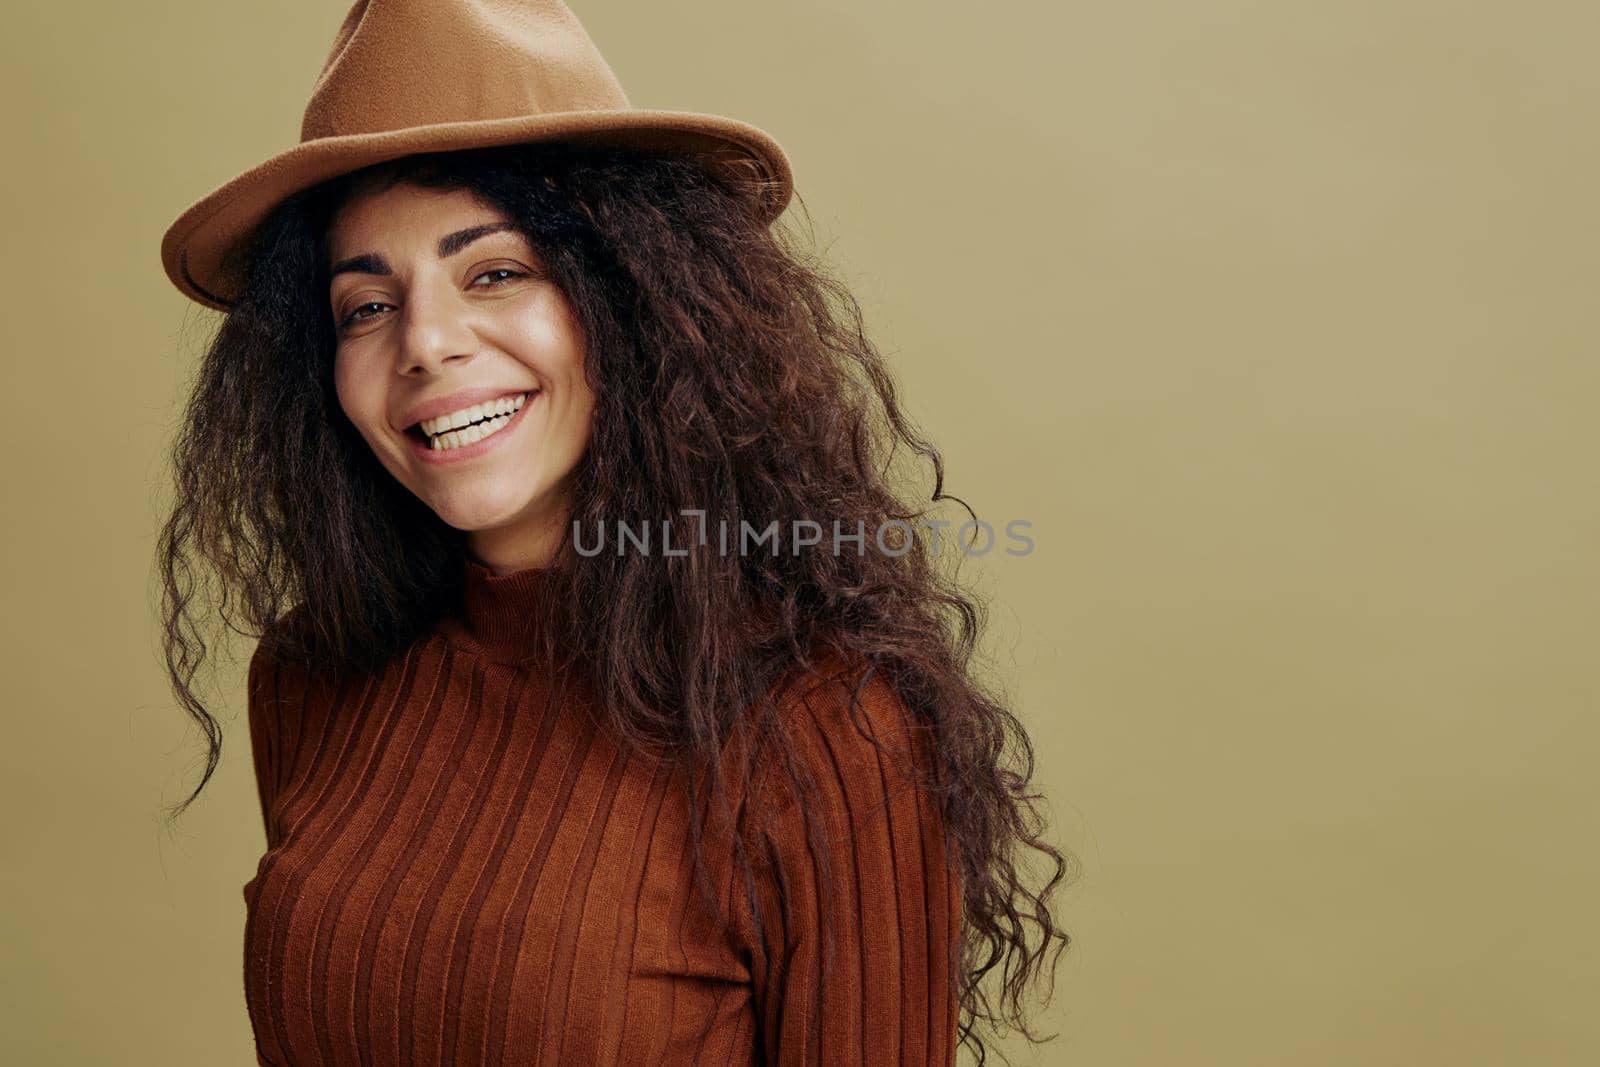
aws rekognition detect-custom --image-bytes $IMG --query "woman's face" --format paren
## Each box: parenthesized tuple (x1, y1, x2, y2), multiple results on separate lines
(325, 181, 595, 570)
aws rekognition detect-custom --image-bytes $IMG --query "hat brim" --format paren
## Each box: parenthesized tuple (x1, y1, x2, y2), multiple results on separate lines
(160, 109, 793, 312)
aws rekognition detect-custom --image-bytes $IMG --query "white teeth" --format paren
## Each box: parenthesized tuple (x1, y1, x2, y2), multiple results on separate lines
(420, 392, 531, 451)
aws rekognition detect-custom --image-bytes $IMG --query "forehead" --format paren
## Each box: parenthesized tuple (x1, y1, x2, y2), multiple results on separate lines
(325, 182, 515, 254)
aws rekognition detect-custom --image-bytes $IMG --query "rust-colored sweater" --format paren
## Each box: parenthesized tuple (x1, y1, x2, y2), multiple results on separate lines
(242, 556, 961, 1065)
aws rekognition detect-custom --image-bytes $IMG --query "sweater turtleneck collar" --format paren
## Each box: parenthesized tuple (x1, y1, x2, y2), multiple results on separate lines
(453, 554, 565, 664)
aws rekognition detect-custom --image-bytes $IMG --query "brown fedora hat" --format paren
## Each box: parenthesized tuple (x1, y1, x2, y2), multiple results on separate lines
(159, 0, 794, 312)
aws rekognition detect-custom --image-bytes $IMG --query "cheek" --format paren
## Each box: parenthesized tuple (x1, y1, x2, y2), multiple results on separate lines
(504, 289, 587, 374)
(332, 350, 386, 436)
(568, 385, 597, 446)
(551, 396, 597, 470)
(551, 354, 596, 451)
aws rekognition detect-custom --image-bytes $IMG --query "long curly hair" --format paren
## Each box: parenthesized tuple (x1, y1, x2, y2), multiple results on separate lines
(156, 142, 1075, 1063)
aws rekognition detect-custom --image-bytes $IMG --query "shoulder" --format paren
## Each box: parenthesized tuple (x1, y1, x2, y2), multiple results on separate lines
(779, 652, 920, 751)
(246, 602, 326, 711)
(249, 603, 299, 674)
(749, 650, 938, 824)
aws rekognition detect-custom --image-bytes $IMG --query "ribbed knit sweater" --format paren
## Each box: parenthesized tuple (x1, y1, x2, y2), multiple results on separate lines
(241, 555, 962, 1065)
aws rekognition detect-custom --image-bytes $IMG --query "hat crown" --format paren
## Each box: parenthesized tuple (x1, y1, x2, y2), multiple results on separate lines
(301, 0, 631, 142)
(161, 0, 792, 311)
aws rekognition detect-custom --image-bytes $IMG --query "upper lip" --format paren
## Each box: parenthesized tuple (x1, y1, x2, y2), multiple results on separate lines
(396, 386, 537, 432)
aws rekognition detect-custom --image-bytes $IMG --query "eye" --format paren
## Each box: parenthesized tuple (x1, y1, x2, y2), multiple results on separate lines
(335, 268, 530, 330)
(473, 267, 527, 287)
(338, 300, 391, 329)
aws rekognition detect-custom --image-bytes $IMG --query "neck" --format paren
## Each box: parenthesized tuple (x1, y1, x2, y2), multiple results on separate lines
(466, 493, 571, 575)
(453, 552, 566, 664)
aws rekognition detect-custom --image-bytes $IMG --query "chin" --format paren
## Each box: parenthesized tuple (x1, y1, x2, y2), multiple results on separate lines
(429, 483, 562, 533)
(425, 495, 527, 532)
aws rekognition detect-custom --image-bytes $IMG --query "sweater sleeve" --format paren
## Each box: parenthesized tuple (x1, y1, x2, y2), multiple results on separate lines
(734, 666, 962, 1065)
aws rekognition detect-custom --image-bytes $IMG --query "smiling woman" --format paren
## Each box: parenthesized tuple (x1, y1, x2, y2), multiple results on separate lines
(153, 2, 1071, 1065)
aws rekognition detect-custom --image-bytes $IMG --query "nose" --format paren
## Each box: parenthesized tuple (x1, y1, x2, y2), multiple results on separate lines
(396, 282, 478, 375)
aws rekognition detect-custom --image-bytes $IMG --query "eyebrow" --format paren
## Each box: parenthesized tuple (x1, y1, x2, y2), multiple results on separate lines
(328, 221, 519, 281)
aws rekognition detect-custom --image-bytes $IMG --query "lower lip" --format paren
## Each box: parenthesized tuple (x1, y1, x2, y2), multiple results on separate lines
(406, 392, 538, 464)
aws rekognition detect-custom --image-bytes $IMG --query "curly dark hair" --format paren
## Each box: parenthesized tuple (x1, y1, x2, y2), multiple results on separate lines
(156, 141, 1075, 1064)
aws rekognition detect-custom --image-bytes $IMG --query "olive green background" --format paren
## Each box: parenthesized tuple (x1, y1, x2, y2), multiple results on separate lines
(3, 1, 1596, 1063)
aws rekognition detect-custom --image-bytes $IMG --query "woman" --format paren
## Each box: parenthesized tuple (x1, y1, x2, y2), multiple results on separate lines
(156, 3, 1070, 1064)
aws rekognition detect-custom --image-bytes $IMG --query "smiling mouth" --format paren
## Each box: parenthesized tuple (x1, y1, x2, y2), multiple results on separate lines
(408, 391, 535, 451)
